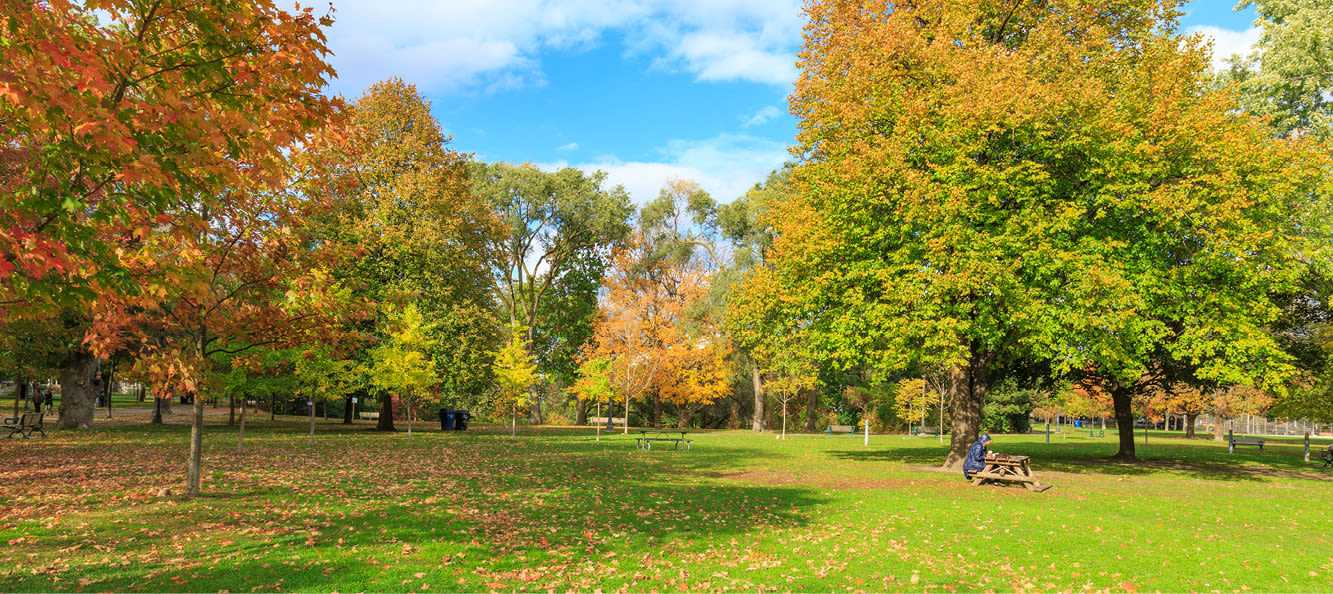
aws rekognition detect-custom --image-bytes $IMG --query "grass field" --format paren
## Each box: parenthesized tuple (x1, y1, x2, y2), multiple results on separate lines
(1, 419, 1330, 592)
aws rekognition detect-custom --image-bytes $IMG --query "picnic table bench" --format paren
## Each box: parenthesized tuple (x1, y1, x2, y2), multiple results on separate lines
(4, 413, 46, 439)
(971, 454, 1051, 492)
(635, 430, 690, 451)
(826, 424, 855, 437)
(1229, 435, 1265, 450)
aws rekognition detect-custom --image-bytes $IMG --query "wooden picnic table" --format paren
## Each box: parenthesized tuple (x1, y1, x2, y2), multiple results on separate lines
(635, 430, 690, 451)
(972, 454, 1051, 492)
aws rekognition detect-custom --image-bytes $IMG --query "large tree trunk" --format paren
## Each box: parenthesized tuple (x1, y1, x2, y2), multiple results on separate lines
(1110, 385, 1137, 460)
(1213, 416, 1227, 441)
(186, 390, 205, 497)
(575, 398, 588, 426)
(56, 351, 98, 429)
(376, 393, 396, 431)
(804, 387, 818, 432)
(1185, 413, 1197, 438)
(751, 365, 765, 432)
(941, 346, 992, 470)
(528, 394, 543, 425)
(343, 394, 354, 425)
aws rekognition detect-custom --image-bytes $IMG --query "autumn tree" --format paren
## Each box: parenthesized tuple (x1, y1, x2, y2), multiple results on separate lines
(784, 0, 1326, 465)
(569, 356, 614, 440)
(893, 378, 930, 431)
(0, 0, 337, 316)
(471, 162, 631, 424)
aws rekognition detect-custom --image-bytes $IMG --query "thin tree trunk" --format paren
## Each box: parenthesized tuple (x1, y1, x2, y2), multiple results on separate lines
(137, 384, 146, 403)
(228, 395, 236, 426)
(186, 389, 205, 497)
(804, 387, 818, 432)
(104, 364, 115, 419)
(781, 398, 787, 439)
(308, 395, 316, 446)
(653, 390, 662, 429)
(237, 403, 248, 453)
(751, 365, 765, 432)
(14, 381, 25, 419)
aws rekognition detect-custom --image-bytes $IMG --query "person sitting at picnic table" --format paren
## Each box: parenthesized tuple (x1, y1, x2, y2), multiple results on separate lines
(963, 433, 992, 480)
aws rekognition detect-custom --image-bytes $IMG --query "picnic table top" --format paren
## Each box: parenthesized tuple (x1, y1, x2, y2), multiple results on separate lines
(637, 429, 689, 434)
(984, 454, 1030, 464)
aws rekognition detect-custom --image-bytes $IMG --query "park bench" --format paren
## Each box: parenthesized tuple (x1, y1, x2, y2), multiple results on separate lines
(360, 412, 380, 420)
(587, 416, 627, 426)
(635, 430, 690, 451)
(1229, 435, 1265, 450)
(826, 424, 855, 437)
(4, 413, 46, 439)
(1321, 445, 1332, 468)
(911, 426, 939, 437)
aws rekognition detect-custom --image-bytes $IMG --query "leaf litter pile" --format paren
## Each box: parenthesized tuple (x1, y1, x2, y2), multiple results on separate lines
(0, 422, 1330, 593)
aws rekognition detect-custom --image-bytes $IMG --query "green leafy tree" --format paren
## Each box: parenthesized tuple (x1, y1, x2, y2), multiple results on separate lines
(472, 161, 633, 424)
(782, 0, 1326, 465)
(569, 357, 614, 440)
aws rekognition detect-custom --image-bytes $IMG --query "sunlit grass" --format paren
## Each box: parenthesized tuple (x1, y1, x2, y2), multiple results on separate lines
(1, 420, 1330, 592)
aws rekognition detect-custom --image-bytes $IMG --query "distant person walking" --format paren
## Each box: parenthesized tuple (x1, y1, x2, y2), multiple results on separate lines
(44, 390, 53, 415)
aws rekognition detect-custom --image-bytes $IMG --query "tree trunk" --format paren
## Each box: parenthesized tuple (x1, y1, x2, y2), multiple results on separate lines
(308, 396, 316, 446)
(1110, 385, 1137, 460)
(1214, 417, 1227, 441)
(941, 347, 992, 469)
(237, 402, 248, 453)
(103, 364, 115, 419)
(343, 394, 354, 424)
(186, 389, 205, 497)
(376, 393, 396, 431)
(804, 387, 818, 432)
(751, 365, 765, 432)
(781, 400, 787, 439)
(528, 394, 542, 425)
(575, 398, 588, 426)
(1185, 413, 1198, 438)
(56, 351, 98, 430)
(137, 384, 146, 402)
(228, 395, 236, 426)
(14, 381, 26, 418)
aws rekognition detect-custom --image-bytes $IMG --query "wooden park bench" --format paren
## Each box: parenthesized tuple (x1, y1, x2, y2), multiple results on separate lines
(359, 411, 380, 420)
(1229, 435, 1265, 450)
(635, 430, 690, 451)
(826, 424, 855, 437)
(4, 413, 46, 439)
(587, 416, 627, 426)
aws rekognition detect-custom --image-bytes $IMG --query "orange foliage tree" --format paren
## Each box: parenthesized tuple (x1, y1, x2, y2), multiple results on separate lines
(0, 0, 338, 316)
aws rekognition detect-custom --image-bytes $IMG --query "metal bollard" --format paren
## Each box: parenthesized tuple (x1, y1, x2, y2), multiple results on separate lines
(1305, 432, 1310, 462)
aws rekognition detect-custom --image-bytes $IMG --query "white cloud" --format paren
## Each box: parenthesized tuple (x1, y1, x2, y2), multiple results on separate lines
(742, 105, 782, 128)
(1189, 25, 1262, 72)
(556, 142, 580, 151)
(539, 133, 790, 205)
(322, 0, 803, 96)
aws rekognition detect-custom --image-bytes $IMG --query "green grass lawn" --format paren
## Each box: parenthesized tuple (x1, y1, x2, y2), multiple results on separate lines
(1, 420, 1330, 592)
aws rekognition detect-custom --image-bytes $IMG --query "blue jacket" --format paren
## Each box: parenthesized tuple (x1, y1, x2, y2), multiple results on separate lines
(963, 434, 990, 473)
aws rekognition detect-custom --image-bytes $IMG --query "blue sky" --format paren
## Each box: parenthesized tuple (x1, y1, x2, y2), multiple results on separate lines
(322, 0, 1262, 205)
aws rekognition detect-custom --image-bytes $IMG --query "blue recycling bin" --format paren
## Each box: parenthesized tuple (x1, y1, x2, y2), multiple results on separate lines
(439, 409, 455, 431)
(1074, 420, 1082, 428)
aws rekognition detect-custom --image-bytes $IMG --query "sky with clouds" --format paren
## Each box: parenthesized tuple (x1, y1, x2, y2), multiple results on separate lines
(320, 0, 1263, 206)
